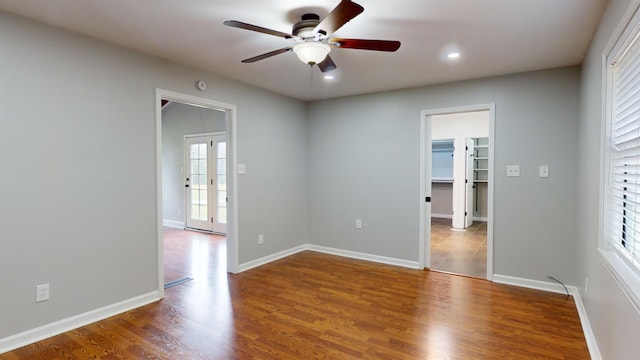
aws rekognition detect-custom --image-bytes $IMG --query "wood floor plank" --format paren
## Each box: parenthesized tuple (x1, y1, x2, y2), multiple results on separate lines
(0, 229, 590, 359)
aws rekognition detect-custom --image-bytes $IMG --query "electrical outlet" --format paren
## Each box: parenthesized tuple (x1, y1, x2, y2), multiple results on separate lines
(177, 208, 182, 216)
(258, 234, 264, 245)
(539, 165, 549, 178)
(507, 165, 520, 177)
(356, 219, 362, 229)
(36, 283, 49, 303)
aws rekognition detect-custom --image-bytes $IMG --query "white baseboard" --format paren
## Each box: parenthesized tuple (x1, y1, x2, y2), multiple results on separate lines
(493, 274, 601, 360)
(572, 289, 602, 360)
(307, 244, 421, 269)
(238, 244, 307, 272)
(238, 244, 421, 273)
(472, 217, 488, 222)
(431, 214, 453, 219)
(163, 219, 184, 228)
(493, 274, 574, 295)
(0, 291, 161, 354)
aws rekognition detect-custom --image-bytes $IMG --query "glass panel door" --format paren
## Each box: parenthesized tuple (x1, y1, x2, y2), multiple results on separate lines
(184, 134, 226, 234)
(212, 137, 227, 233)
(185, 136, 213, 231)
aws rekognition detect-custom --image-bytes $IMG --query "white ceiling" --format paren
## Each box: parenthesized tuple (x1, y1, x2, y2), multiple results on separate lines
(0, 0, 607, 101)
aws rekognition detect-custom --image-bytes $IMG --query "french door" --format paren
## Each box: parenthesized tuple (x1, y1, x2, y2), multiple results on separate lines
(185, 134, 227, 233)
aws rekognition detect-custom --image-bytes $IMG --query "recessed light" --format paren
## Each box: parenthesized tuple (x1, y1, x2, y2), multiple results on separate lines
(324, 75, 335, 80)
(447, 52, 460, 59)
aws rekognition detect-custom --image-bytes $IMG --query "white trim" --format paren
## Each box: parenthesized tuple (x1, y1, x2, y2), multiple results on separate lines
(486, 105, 495, 281)
(599, 249, 640, 312)
(472, 216, 488, 222)
(419, 104, 495, 281)
(238, 245, 308, 272)
(237, 244, 422, 273)
(598, 0, 640, 316)
(431, 213, 453, 219)
(493, 274, 601, 360)
(156, 91, 165, 299)
(605, 0, 640, 65)
(228, 102, 239, 274)
(0, 291, 160, 354)
(184, 131, 225, 138)
(493, 274, 575, 295)
(156, 88, 240, 286)
(418, 112, 429, 269)
(162, 219, 185, 229)
(573, 289, 603, 360)
(307, 245, 422, 269)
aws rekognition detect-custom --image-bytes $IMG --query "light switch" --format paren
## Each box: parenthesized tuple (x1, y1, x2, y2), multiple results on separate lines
(507, 165, 520, 177)
(237, 163, 246, 175)
(539, 165, 549, 178)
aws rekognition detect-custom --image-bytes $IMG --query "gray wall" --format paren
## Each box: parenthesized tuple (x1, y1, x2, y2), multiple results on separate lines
(0, 12, 307, 338)
(161, 102, 225, 224)
(3, 5, 620, 354)
(431, 183, 453, 217)
(474, 182, 488, 219)
(577, 0, 640, 357)
(307, 67, 580, 281)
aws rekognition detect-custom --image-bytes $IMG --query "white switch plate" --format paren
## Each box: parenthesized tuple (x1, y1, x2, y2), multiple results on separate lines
(36, 283, 49, 303)
(539, 165, 549, 178)
(356, 219, 362, 229)
(237, 163, 246, 175)
(507, 165, 520, 177)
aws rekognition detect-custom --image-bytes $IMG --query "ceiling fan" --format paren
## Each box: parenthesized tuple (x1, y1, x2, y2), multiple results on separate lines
(223, 0, 401, 73)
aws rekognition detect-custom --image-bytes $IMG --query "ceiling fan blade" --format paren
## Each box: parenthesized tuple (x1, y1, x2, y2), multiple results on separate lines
(224, 20, 293, 39)
(313, 1, 364, 35)
(317, 55, 337, 72)
(331, 38, 401, 52)
(241, 47, 293, 63)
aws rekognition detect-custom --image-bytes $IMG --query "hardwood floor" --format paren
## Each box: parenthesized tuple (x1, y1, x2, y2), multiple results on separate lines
(430, 217, 487, 278)
(163, 227, 226, 284)
(1, 229, 589, 359)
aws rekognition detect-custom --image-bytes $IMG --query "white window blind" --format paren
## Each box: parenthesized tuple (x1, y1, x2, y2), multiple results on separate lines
(608, 25, 640, 273)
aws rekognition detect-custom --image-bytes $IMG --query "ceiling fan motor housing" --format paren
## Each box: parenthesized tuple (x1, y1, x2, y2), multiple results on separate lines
(293, 13, 322, 39)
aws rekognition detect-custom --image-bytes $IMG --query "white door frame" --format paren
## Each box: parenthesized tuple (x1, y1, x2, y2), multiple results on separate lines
(418, 103, 495, 280)
(156, 88, 239, 298)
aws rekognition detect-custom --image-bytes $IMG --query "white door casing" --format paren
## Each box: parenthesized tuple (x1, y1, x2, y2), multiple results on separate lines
(156, 88, 239, 299)
(419, 104, 494, 281)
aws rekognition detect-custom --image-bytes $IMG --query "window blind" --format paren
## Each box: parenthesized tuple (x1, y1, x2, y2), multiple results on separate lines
(609, 27, 640, 272)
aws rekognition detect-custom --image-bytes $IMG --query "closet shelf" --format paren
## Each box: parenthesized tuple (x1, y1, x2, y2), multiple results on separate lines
(432, 178, 454, 183)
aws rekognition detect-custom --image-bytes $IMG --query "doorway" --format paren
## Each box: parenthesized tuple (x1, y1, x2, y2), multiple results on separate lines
(419, 105, 494, 280)
(156, 89, 239, 296)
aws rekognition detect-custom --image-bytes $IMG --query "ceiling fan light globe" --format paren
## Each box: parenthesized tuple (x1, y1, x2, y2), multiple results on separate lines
(293, 42, 331, 65)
